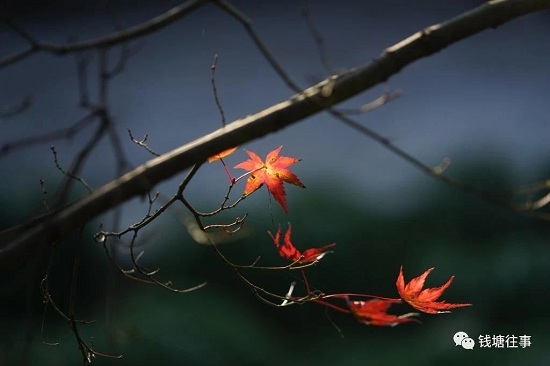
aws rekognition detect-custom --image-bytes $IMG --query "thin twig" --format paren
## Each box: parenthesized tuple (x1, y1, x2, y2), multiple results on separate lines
(301, 1, 335, 74)
(76, 52, 93, 108)
(40, 241, 122, 363)
(215, 0, 303, 91)
(0, 111, 98, 159)
(210, 54, 226, 126)
(338, 88, 402, 115)
(54, 114, 109, 203)
(327, 108, 544, 216)
(99, 49, 109, 107)
(128, 231, 207, 293)
(50, 146, 93, 194)
(0, 96, 32, 118)
(176, 162, 253, 233)
(127, 129, 161, 156)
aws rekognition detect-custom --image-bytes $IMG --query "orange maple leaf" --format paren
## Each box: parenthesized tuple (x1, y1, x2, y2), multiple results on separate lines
(347, 298, 420, 326)
(234, 146, 304, 212)
(207, 146, 238, 162)
(396, 266, 472, 314)
(268, 223, 335, 263)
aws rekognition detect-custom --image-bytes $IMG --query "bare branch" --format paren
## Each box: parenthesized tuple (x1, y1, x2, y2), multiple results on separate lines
(53, 113, 109, 203)
(50, 146, 93, 194)
(210, 54, 227, 126)
(0, 96, 32, 118)
(301, 2, 335, 74)
(128, 129, 161, 157)
(76, 52, 93, 108)
(0, 111, 98, 159)
(215, 0, 303, 91)
(0, 0, 212, 68)
(338, 88, 402, 115)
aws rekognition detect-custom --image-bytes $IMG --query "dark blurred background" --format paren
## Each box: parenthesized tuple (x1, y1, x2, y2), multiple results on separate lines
(1, 1, 549, 365)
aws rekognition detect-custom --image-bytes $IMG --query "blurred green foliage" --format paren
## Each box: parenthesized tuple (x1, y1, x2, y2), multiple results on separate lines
(1, 161, 549, 366)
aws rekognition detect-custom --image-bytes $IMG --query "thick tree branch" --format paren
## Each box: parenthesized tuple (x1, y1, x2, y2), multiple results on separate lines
(1, 0, 548, 268)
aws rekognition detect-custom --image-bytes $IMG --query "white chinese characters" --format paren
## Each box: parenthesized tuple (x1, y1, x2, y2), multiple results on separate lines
(478, 334, 531, 348)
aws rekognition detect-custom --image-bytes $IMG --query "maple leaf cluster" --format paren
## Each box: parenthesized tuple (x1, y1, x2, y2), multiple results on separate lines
(266, 222, 471, 326)
(208, 145, 471, 327)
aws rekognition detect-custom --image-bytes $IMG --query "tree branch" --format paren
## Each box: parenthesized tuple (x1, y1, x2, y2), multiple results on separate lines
(1, 0, 548, 268)
(0, 0, 211, 68)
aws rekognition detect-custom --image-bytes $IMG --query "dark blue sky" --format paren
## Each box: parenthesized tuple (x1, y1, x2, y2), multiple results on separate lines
(1, 1, 549, 218)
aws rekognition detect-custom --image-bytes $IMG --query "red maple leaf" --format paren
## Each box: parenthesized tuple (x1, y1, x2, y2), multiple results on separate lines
(207, 146, 238, 162)
(268, 224, 335, 263)
(396, 266, 472, 314)
(208, 147, 239, 183)
(234, 146, 305, 212)
(347, 298, 420, 326)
